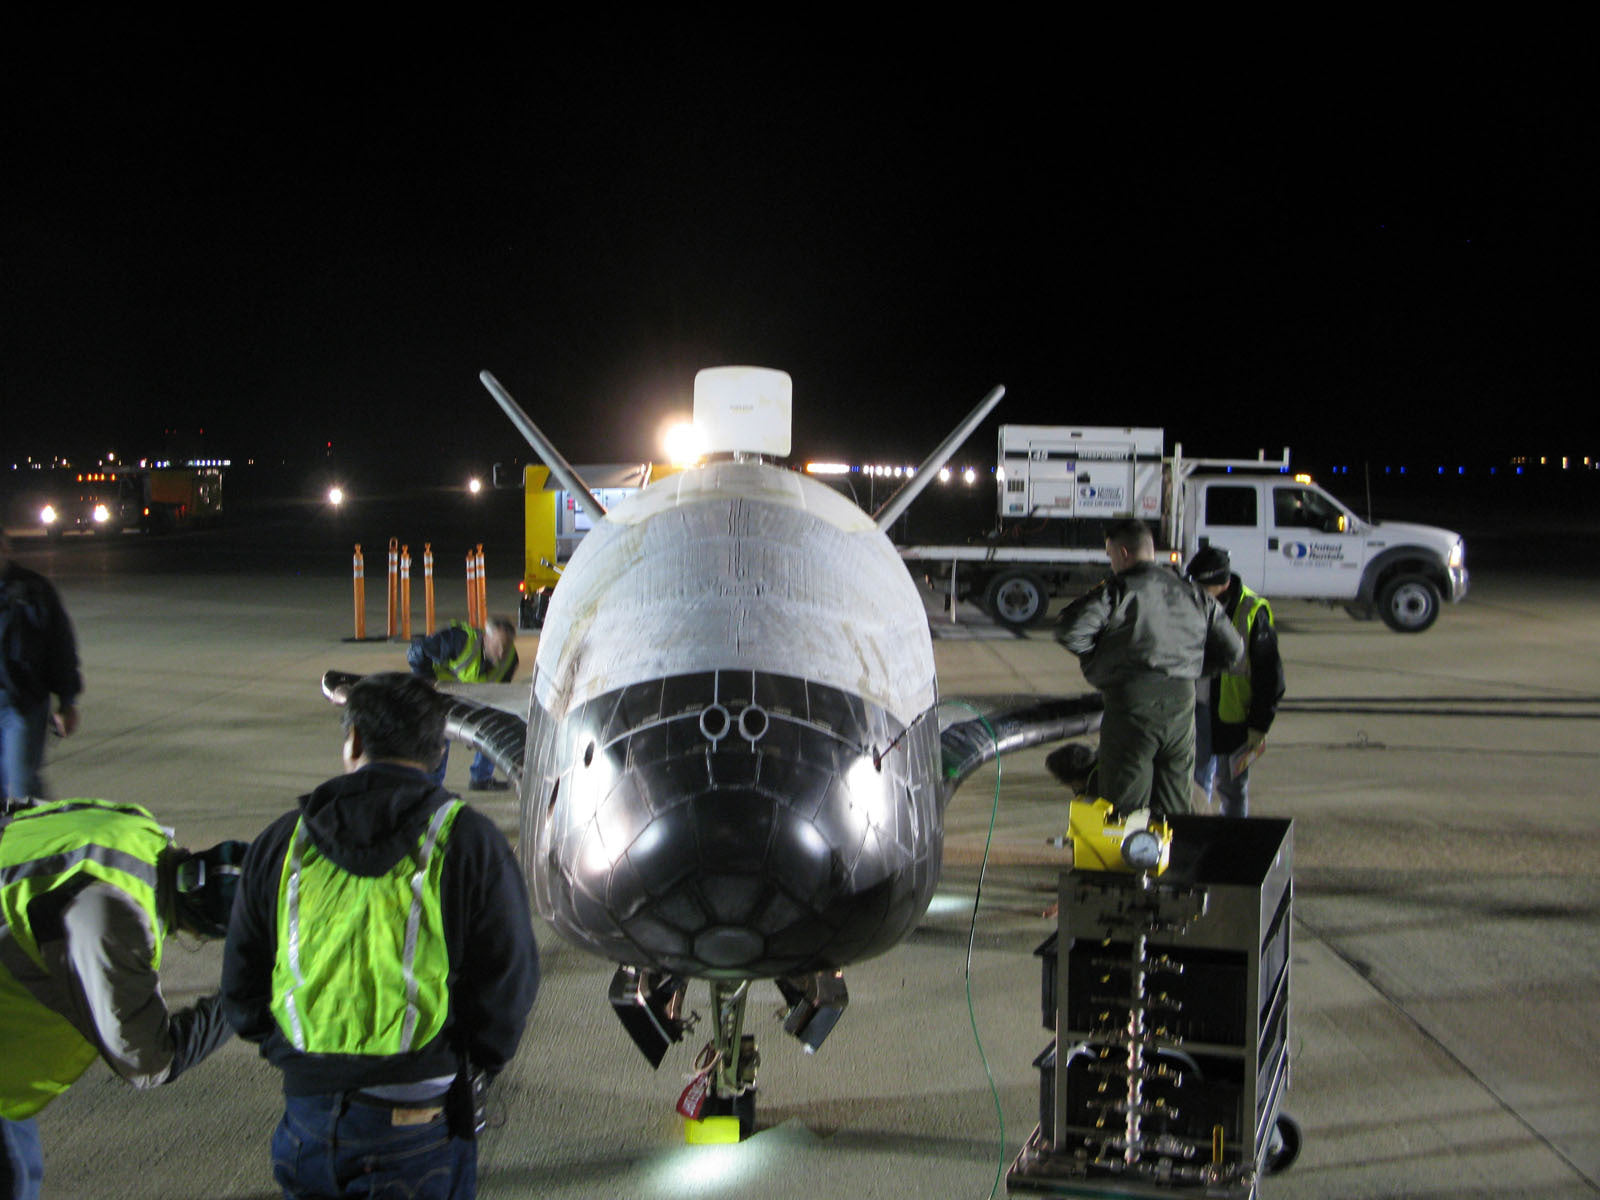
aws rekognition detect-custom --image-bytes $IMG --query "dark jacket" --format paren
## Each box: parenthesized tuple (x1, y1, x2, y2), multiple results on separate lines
(0, 561, 82, 709)
(1202, 575, 1287, 754)
(220, 762, 539, 1095)
(1056, 561, 1243, 692)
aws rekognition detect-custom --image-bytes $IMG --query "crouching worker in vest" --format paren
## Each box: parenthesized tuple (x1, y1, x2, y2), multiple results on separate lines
(1, 799, 244, 1200)
(406, 617, 518, 792)
(221, 671, 538, 1200)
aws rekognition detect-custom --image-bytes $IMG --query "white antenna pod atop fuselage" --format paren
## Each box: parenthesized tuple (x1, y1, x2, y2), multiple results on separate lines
(694, 366, 792, 459)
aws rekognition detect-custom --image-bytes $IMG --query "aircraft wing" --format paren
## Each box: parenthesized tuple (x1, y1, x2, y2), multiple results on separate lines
(937, 693, 1103, 802)
(321, 670, 529, 794)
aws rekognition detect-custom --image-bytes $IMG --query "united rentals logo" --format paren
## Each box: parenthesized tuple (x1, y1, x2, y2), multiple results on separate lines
(1080, 485, 1124, 502)
(1283, 542, 1345, 562)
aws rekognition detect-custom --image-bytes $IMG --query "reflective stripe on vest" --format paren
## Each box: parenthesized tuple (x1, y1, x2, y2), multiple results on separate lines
(271, 799, 462, 1055)
(1218, 587, 1272, 725)
(0, 799, 170, 1119)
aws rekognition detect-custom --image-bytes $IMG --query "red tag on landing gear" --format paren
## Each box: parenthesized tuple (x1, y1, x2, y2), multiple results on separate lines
(677, 1068, 712, 1120)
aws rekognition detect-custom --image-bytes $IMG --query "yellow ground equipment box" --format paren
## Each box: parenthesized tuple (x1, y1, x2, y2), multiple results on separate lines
(1066, 799, 1172, 874)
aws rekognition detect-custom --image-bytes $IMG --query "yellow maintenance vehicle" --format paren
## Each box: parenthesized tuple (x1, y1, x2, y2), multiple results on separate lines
(511, 462, 684, 629)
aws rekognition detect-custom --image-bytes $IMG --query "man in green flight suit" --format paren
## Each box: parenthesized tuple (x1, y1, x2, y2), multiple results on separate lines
(1056, 520, 1244, 816)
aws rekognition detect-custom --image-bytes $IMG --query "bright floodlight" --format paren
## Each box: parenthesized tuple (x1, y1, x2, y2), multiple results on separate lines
(662, 420, 703, 467)
(327, 486, 344, 506)
(468, 477, 483, 495)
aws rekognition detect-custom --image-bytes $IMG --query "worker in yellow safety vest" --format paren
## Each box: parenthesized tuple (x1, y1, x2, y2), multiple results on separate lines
(406, 617, 518, 791)
(1, 798, 245, 1199)
(1185, 547, 1287, 817)
(220, 671, 538, 1200)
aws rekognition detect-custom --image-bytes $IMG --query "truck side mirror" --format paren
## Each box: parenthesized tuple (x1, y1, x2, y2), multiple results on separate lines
(492, 463, 515, 490)
(1325, 514, 1346, 534)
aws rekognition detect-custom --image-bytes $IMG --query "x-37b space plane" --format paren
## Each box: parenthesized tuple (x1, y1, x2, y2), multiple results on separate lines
(326, 366, 1102, 1139)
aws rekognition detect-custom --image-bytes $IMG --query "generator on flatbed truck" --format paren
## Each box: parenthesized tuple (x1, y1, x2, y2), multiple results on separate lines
(900, 424, 1468, 633)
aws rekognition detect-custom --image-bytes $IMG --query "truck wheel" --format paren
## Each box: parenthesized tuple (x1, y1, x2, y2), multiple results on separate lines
(985, 571, 1049, 629)
(1264, 1112, 1302, 1174)
(519, 589, 551, 631)
(1377, 573, 1441, 633)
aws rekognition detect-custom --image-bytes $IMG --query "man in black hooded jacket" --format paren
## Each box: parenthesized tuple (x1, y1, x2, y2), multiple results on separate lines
(221, 672, 538, 1199)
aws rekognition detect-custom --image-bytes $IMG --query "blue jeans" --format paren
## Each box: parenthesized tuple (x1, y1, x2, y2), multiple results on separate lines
(1193, 705, 1248, 818)
(272, 1092, 475, 1200)
(0, 695, 50, 802)
(1, 1117, 43, 1200)
(428, 746, 495, 788)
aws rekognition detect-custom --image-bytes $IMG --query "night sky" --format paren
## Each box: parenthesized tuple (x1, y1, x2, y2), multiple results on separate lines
(3, 24, 1592, 484)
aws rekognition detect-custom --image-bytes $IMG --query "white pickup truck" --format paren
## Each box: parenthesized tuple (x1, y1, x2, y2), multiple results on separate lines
(899, 424, 1469, 633)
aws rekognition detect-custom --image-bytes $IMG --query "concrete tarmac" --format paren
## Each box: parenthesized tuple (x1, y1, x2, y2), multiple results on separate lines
(9, 521, 1599, 1200)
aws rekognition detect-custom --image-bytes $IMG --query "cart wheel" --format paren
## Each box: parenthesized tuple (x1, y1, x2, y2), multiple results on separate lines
(1264, 1112, 1301, 1175)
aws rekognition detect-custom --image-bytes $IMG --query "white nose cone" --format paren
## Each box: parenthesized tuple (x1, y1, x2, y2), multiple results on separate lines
(694, 366, 792, 458)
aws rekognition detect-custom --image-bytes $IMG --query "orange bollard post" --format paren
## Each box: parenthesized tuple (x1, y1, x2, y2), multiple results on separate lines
(465, 548, 479, 627)
(387, 538, 399, 639)
(423, 543, 435, 634)
(352, 544, 366, 640)
(475, 544, 487, 626)
(400, 545, 412, 640)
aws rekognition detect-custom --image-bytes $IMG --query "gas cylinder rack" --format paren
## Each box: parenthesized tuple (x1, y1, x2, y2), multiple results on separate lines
(1008, 816, 1300, 1199)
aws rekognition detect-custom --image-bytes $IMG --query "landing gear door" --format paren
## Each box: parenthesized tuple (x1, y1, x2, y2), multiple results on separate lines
(1191, 481, 1266, 589)
(1262, 483, 1362, 598)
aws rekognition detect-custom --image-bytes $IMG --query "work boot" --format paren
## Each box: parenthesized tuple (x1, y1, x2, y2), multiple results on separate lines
(468, 777, 511, 792)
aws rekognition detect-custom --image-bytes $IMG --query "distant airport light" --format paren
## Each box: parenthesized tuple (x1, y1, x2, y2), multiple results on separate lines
(805, 462, 850, 476)
(92, 504, 111, 523)
(962, 467, 977, 485)
(327, 487, 345, 506)
(468, 477, 483, 495)
(662, 420, 703, 467)
(938, 467, 951, 483)
(40, 505, 57, 525)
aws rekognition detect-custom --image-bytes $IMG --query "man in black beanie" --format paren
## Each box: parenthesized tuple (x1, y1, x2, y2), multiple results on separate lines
(1185, 546, 1286, 816)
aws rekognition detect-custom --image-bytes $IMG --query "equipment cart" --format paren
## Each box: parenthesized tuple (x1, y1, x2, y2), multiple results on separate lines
(1009, 816, 1300, 1198)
